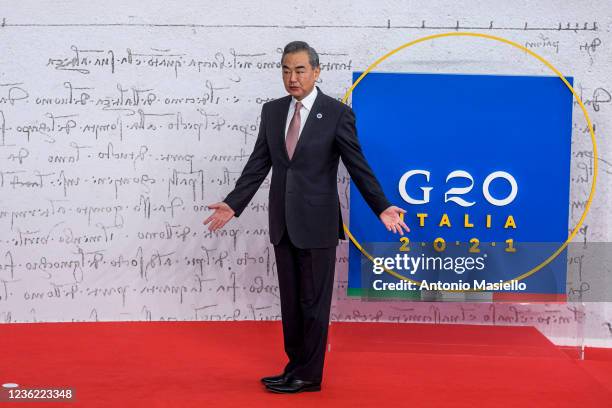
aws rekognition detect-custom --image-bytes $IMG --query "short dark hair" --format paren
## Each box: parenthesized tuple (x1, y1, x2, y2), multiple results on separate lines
(281, 41, 320, 68)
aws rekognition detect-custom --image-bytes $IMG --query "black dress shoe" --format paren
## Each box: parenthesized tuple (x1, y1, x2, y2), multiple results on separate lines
(265, 378, 321, 393)
(260, 373, 291, 385)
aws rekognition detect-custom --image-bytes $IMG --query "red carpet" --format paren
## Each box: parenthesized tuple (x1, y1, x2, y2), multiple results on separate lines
(0, 321, 610, 407)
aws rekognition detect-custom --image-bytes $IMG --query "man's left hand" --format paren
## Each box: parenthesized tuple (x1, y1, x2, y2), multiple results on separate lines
(379, 206, 410, 235)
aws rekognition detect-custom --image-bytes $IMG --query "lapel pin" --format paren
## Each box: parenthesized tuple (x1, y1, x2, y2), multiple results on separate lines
(316, 113, 323, 119)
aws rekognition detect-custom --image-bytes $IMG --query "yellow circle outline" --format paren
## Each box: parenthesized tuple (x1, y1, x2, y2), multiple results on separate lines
(341, 32, 597, 291)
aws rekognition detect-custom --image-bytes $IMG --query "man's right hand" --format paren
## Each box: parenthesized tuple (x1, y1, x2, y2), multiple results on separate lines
(203, 202, 235, 232)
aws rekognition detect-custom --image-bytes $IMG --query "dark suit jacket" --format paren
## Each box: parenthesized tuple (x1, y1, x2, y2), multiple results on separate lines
(223, 86, 391, 248)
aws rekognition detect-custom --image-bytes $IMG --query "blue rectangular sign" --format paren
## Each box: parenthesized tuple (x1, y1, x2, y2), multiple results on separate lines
(348, 72, 573, 300)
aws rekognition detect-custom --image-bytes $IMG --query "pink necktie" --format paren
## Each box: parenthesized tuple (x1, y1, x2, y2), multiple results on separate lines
(285, 101, 302, 160)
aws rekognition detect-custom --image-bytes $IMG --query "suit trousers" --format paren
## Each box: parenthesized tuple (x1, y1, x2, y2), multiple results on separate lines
(273, 227, 337, 383)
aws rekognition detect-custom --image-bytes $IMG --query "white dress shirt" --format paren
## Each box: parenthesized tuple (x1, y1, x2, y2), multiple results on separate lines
(284, 86, 318, 139)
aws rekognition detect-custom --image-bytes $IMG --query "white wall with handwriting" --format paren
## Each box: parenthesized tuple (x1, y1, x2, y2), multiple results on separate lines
(0, 0, 611, 347)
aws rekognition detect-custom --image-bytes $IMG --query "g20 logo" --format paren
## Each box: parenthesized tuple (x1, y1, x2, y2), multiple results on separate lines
(398, 170, 518, 207)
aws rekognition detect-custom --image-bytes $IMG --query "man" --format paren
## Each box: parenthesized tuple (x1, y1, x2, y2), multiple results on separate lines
(204, 41, 409, 393)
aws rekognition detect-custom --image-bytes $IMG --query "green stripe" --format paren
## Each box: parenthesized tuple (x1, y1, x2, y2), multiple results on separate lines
(346, 287, 422, 299)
